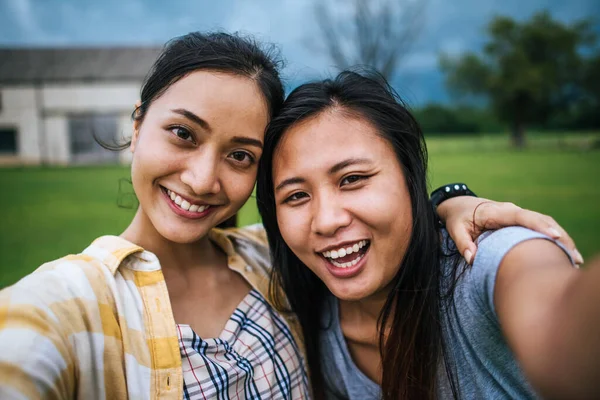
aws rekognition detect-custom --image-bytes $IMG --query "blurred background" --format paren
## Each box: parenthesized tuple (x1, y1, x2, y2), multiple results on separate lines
(1, 0, 599, 287)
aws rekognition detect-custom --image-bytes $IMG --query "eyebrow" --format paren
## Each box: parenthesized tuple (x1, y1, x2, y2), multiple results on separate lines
(275, 177, 306, 192)
(275, 158, 372, 192)
(172, 109, 262, 149)
(171, 108, 210, 130)
(231, 136, 263, 149)
(328, 158, 372, 175)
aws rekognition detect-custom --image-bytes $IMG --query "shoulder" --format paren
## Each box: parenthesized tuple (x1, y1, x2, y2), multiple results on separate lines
(447, 227, 572, 312)
(4, 254, 106, 303)
(213, 223, 271, 270)
(220, 223, 268, 248)
(1, 235, 144, 307)
(469, 226, 572, 279)
(476, 226, 571, 266)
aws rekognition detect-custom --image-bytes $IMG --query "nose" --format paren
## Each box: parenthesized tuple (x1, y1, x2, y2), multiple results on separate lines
(311, 191, 351, 237)
(180, 149, 222, 195)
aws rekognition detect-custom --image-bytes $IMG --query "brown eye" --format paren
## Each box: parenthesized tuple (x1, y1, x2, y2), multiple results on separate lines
(285, 192, 309, 203)
(341, 175, 363, 186)
(228, 151, 255, 167)
(169, 126, 194, 142)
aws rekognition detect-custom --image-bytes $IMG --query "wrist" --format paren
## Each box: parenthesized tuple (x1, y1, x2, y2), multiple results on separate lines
(431, 183, 477, 226)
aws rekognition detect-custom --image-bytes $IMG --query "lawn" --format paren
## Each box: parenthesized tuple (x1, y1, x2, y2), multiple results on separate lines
(1, 132, 599, 288)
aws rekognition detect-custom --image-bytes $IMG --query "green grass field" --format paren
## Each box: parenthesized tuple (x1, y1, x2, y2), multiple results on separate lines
(1, 132, 599, 288)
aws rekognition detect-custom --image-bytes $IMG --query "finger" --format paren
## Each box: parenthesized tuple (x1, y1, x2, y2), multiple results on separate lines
(512, 210, 583, 265)
(544, 220, 580, 265)
(574, 249, 584, 266)
(474, 201, 522, 231)
(464, 243, 477, 266)
(447, 222, 478, 265)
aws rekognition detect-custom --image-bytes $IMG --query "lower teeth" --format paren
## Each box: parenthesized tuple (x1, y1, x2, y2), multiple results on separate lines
(331, 253, 364, 268)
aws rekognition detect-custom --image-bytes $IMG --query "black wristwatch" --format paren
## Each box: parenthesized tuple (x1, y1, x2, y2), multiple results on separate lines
(430, 183, 477, 227)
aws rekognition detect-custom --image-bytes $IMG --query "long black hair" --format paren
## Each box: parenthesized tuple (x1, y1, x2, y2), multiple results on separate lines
(256, 70, 457, 399)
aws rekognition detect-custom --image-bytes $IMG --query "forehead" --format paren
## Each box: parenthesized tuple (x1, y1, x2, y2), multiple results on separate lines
(273, 110, 395, 177)
(149, 70, 269, 136)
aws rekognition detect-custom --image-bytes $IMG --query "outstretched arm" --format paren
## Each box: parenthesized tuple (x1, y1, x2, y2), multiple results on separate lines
(495, 241, 600, 399)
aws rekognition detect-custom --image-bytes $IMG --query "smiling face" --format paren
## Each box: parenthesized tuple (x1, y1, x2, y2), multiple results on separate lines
(130, 70, 268, 244)
(272, 109, 413, 301)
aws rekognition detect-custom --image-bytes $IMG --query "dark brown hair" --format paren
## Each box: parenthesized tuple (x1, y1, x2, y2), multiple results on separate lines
(100, 31, 284, 151)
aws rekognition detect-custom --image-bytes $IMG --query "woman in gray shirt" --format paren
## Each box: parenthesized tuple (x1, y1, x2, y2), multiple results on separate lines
(256, 70, 600, 399)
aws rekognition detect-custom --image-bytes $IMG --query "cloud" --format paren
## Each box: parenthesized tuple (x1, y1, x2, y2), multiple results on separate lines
(1, 0, 596, 102)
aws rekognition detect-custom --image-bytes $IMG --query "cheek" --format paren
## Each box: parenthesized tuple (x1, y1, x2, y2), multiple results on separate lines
(367, 178, 412, 231)
(355, 180, 412, 275)
(221, 169, 257, 203)
(131, 133, 176, 188)
(379, 201, 412, 278)
(276, 208, 310, 255)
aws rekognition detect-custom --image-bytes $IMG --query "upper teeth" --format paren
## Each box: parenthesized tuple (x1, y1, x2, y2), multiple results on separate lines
(167, 189, 209, 213)
(322, 240, 368, 259)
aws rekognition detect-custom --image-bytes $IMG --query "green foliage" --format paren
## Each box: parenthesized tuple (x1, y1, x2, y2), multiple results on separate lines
(413, 104, 479, 134)
(413, 104, 503, 134)
(441, 11, 599, 146)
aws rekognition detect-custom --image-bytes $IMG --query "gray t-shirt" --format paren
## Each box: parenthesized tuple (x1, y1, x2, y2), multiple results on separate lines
(319, 227, 573, 399)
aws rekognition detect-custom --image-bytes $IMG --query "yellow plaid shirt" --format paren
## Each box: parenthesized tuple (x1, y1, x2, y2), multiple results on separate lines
(0, 225, 305, 399)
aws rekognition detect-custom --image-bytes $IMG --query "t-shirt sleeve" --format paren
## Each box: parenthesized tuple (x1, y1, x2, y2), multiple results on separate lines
(468, 226, 574, 318)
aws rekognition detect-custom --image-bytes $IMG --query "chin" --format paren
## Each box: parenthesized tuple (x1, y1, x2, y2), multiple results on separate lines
(327, 282, 376, 302)
(158, 225, 212, 245)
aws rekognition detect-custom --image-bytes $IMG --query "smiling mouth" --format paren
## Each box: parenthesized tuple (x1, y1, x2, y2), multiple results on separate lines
(160, 186, 212, 214)
(320, 240, 371, 268)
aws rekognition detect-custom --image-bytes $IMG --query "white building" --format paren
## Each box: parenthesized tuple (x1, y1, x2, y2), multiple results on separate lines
(0, 47, 162, 165)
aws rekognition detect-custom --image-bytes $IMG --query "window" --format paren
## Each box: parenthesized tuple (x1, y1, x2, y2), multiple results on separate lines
(0, 128, 17, 154)
(68, 114, 120, 164)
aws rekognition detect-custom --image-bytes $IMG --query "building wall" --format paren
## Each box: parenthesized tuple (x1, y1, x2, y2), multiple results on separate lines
(0, 81, 140, 165)
(44, 116, 69, 164)
(0, 86, 42, 164)
(42, 82, 140, 112)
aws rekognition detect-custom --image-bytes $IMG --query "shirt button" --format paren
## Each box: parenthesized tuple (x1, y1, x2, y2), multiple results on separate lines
(245, 265, 253, 273)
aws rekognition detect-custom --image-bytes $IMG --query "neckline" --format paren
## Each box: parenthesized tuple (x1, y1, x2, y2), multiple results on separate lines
(95, 228, 239, 272)
(176, 288, 259, 343)
(330, 295, 381, 390)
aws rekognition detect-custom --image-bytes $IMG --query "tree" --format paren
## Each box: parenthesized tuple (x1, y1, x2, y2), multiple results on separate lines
(413, 104, 481, 134)
(441, 12, 597, 147)
(312, 0, 427, 79)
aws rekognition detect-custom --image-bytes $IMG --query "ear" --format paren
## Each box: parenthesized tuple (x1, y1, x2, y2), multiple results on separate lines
(130, 101, 142, 153)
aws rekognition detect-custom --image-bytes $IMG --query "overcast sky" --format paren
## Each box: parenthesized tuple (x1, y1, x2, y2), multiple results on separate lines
(1, 0, 598, 104)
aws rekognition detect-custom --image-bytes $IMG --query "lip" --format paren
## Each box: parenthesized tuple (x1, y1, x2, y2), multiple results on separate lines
(321, 245, 370, 279)
(161, 187, 217, 219)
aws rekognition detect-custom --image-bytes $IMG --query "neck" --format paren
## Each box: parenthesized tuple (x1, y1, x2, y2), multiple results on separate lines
(339, 286, 393, 348)
(120, 207, 222, 272)
(340, 289, 390, 322)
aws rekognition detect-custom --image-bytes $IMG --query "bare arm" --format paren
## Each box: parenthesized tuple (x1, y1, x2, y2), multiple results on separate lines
(495, 240, 600, 399)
